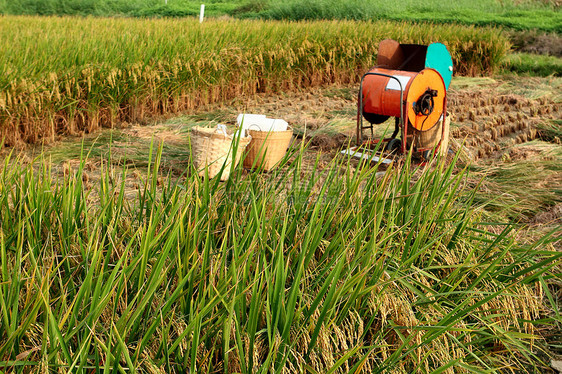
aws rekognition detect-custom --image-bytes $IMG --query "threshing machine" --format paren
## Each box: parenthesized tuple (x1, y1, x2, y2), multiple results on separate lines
(342, 39, 453, 163)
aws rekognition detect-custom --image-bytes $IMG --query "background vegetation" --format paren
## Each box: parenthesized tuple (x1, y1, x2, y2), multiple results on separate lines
(0, 0, 560, 32)
(0, 0, 244, 17)
(262, 0, 561, 32)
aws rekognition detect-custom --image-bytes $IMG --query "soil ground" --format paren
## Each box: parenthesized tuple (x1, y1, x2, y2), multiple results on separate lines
(21, 75, 561, 225)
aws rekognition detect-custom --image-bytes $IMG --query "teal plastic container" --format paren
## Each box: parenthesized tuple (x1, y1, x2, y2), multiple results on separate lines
(425, 43, 453, 90)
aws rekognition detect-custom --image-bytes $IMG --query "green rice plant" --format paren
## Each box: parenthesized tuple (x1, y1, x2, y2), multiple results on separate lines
(0, 141, 559, 372)
(0, 16, 510, 146)
(502, 52, 562, 76)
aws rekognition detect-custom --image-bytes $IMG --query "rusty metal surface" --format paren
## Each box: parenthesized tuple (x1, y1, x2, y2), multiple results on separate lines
(377, 39, 403, 69)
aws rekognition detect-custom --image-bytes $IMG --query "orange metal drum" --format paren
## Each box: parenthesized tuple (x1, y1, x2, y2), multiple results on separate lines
(362, 68, 415, 119)
(362, 67, 446, 131)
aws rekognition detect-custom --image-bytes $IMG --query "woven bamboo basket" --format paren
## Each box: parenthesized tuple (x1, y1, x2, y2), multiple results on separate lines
(243, 128, 293, 171)
(190, 126, 251, 181)
(410, 115, 450, 155)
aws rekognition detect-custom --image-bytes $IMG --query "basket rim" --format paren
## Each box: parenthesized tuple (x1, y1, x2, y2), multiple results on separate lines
(246, 126, 293, 137)
(191, 126, 252, 143)
(246, 125, 293, 132)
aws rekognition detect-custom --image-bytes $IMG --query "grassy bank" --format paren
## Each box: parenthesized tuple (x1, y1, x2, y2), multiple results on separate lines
(1, 0, 560, 32)
(0, 143, 559, 372)
(0, 16, 509, 146)
(0, 0, 247, 17)
(262, 0, 562, 33)
(503, 52, 562, 76)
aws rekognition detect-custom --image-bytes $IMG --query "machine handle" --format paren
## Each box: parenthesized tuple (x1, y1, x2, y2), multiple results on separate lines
(357, 72, 406, 145)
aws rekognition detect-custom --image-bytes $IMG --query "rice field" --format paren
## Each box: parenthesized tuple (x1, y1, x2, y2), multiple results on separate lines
(0, 9, 561, 374)
(0, 16, 509, 146)
(1, 74, 561, 372)
(0, 142, 560, 372)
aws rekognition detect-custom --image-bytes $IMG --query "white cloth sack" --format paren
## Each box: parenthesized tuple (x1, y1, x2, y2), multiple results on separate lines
(237, 113, 288, 136)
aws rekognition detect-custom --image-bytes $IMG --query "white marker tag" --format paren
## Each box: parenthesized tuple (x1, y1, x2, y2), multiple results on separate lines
(386, 75, 411, 91)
